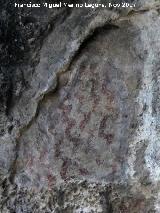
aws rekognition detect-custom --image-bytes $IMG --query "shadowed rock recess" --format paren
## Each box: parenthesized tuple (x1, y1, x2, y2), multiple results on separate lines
(0, 0, 160, 212)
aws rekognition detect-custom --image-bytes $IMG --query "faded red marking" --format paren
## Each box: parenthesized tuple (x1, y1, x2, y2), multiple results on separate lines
(26, 156, 34, 168)
(47, 173, 56, 189)
(79, 112, 91, 130)
(61, 104, 73, 123)
(119, 201, 129, 213)
(96, 158, 104, 166)
(76, 94, 85, 104)
(105, 106, 115, 113)
(83, 139, 97, 155)
(92, 96, 100, 111)
(39, 148, 48, 161)
(79, 168, 89, 176)
(65, 119, 76, 137)
(119, 199, 145, 213)
(70, 136, 81, 152)
(54, 141, 62, 158)
(60, 159, 70, 181)
(60, 104, 72, 113)
(102, 82, 108, 94)
(112, 162, 118, 173)
(99, 115, 114, 144)
(104, 133, 114, 144)
(101, 84, 114, 102)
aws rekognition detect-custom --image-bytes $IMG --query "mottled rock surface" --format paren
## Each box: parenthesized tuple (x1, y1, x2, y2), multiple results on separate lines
(0, 0, 160, 212)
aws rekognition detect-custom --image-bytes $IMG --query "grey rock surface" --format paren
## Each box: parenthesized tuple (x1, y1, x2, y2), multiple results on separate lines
(0, 0, 160, 212)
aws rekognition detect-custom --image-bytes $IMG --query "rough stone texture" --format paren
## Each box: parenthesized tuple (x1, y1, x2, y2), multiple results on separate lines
(0, 0, 160, 212)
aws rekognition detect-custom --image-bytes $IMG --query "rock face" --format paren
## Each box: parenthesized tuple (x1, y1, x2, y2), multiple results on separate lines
(0, 0, 160, 212)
